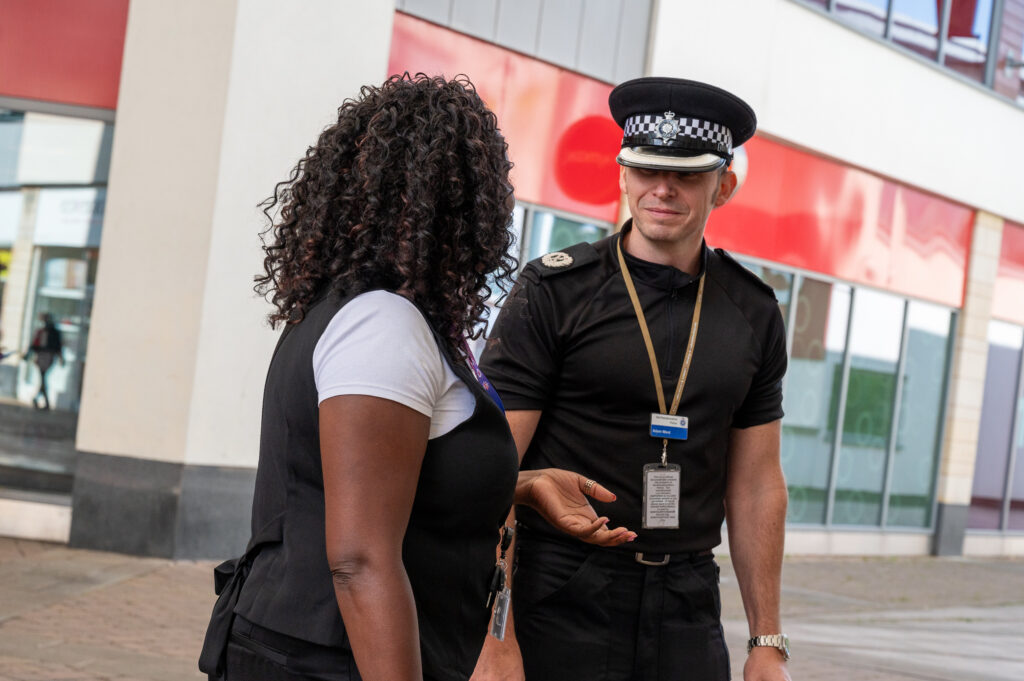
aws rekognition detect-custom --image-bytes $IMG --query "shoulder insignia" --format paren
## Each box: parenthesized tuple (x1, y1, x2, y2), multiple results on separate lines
(713, 248, 778, 301)
(529, 241, 600, 279)
(541, 251, 574, 268)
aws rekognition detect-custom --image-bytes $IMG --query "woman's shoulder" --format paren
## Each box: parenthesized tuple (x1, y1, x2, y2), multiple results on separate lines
(337, 290, 432, 336)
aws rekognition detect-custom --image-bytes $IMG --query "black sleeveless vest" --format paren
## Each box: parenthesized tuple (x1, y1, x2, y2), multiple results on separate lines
(234, 292, 518, 679)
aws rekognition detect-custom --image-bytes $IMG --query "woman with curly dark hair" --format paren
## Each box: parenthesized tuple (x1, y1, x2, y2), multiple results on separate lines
(199, 74, 629, 681)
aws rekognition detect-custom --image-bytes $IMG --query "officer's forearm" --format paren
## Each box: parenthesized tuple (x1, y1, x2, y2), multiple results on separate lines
(725, 475, 787, 635)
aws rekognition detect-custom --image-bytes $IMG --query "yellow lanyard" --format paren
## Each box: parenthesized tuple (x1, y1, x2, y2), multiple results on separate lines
(616, 238, 705, 465)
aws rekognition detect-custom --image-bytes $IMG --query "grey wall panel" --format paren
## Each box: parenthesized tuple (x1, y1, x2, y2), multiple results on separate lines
(495, 0, 542, 54)
(577, 0, 622, 80)
(451, 0, 498, 41)
(536, 0, 584, 67)
(402, 0, 653, 84)
(613, 0, 651, 82)
(403, 0, 451, 25)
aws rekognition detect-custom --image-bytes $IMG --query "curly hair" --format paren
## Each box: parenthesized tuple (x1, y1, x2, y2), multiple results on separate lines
(255, 73, 517, 359)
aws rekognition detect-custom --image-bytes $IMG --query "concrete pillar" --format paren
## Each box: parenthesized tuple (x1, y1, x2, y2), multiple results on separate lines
(71, 0, 394, 558)
(933, 211, 1005, 555)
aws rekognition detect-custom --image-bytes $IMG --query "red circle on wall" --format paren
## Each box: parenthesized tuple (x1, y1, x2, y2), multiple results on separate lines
(553, 116, 622, 206)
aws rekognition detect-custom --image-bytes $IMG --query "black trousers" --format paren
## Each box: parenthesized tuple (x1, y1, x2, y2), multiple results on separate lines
(222, 616, 361, 681)
(222, 616, 448, 681)
(513, 530, 730, 681)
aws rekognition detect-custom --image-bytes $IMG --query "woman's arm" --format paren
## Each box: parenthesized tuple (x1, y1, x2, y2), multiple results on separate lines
(321, 394, 430, 681)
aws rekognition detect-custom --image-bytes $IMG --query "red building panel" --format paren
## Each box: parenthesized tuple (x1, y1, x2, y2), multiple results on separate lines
(0, 0, 128, 110)
(993, 221, 1024, 325)
(708, 136, 973, 308)
(389, 13, 621, 223)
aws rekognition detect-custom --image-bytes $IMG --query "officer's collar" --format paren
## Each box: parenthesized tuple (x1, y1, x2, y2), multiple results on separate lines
(616, 221, 708, 291)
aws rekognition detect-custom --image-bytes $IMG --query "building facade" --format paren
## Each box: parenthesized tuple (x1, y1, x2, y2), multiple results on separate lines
(1, 0, 1022, 559)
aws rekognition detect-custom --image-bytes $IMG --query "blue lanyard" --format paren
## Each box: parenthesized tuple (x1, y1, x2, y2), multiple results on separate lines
(461, 339, 505, 412)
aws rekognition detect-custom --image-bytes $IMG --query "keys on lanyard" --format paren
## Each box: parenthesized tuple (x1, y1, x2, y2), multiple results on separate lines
(486, 525, 514, 640)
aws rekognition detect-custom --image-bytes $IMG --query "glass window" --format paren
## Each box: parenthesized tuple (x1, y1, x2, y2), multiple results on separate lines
(524, 209, 608, 263)
(943, 0, 995, 82)
(0, 111, 25, 187)
(1007, 384, 1024, 530)
(890, 0, 941, 60)
(0, 110, 111, 496)
(783, 278, 851, 524)
(740, 262, 794, 324)
(832, 289, 904, 526)
(887, 301, 954, 527)
(969, 321, 1024, 529)
(835, 0, 891, 37)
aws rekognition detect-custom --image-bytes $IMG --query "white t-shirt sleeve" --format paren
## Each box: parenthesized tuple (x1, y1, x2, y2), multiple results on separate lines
(312, 291, 447, 417)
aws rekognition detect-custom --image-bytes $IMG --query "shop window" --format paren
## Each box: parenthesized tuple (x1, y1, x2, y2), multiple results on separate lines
(739, 262, 794, 324)
(944, 0, 996, 82)
(888, 301, 954, 527)
(783, 278, 851, 524)
(1007, 388, 1024, 530)
(0, 110, 110, 496)
(832, 289, 904, 526)
(969, 321, 1024, 529)
(774, 267, 954, 529)
(522, 207, 609, 263)
(472, 204, 611, 358)
(0, 111, 25, 187)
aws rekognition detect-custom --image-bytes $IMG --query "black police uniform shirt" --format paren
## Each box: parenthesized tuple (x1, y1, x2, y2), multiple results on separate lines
(480, 223, 787, 553)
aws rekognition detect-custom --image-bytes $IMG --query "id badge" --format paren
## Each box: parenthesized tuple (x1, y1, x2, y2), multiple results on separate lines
(642, 463, 681, 529)
(650, 413, 688, 440)
(489, 587, 511, 640)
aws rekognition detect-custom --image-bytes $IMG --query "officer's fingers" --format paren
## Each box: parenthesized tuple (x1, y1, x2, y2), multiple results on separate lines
(577, 476, 617, 503)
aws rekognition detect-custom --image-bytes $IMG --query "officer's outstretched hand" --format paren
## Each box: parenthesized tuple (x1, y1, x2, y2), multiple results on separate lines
(516, 469, 637, 546)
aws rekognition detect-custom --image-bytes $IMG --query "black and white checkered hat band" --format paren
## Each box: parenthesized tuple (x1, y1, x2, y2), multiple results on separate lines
(622, 113, 733, 155)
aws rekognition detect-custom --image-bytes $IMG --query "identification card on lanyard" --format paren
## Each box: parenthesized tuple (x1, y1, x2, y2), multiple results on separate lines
(643, 463, 682, 529)
(617, 238, 705, 530)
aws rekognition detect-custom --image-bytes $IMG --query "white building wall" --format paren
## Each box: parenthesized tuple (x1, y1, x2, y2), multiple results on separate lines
(77, 0, 395, 468)
(182, 0, 395, 468)
(649, 0, 1024, 225)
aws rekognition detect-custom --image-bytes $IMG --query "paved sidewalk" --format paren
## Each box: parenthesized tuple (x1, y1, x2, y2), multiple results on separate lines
(0, 537, 1022, 680)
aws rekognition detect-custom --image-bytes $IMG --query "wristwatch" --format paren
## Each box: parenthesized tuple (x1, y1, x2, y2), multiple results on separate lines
(747, 634, 790, 661)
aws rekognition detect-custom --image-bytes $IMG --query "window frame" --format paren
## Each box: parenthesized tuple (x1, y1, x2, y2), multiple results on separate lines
(737, 252, 958, 532)
(792, 0, 1017, 104)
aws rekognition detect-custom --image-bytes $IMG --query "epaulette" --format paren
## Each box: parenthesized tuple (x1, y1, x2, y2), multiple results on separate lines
(527, 241, 601, 279)
(713, 248, 778, 301)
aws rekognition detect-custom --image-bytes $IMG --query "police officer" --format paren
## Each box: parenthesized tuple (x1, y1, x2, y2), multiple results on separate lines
(475, 77, 792, 681)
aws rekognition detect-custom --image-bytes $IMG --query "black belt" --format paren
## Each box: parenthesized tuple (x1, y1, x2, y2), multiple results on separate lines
(632, 549, 712, 566)
(517, 522, 713, 568)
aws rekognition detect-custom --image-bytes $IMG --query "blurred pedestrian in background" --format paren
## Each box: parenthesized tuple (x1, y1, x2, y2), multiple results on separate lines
(26, 312, 64, 410)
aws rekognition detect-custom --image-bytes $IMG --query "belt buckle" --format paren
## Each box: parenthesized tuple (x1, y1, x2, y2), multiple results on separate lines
(634, 552, 670, 566)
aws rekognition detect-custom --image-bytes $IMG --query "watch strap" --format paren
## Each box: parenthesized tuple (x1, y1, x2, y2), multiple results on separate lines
(746, 634, 790, 660)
